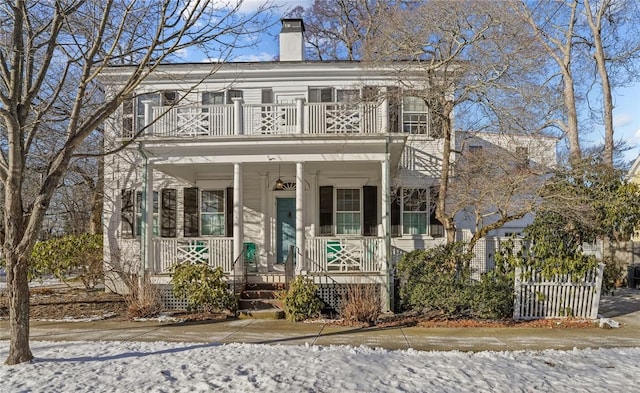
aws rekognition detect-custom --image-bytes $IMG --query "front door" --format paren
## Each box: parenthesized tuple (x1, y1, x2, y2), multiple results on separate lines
(276, 198, 296, 264)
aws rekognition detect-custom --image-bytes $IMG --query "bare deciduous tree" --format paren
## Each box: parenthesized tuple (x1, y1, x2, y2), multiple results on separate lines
(0, 0, 271, 365)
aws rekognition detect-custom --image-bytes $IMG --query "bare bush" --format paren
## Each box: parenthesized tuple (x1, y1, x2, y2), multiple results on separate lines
(339, 283, 381, 326)
(124, 276, 163, 319)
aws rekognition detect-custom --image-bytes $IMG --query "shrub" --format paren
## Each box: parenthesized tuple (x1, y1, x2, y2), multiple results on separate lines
(395, 243, 474, 316)
(124, 276, 163, 319)
(279, 276, 323, 321)
(29, 234, 104, 288)
(339, 283, 381, 325)
(471, 270, 514, 319)
(170, 263, 236, 313)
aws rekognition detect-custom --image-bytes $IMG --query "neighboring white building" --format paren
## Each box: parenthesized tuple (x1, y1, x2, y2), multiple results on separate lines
(102, 19, 556, 310)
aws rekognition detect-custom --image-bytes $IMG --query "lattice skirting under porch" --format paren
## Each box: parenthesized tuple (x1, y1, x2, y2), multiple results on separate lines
(158, 285, 190, 310)
(317, 283, 381, 312)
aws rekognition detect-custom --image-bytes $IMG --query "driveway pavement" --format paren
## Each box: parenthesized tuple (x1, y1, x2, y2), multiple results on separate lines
(1, 288, 639, 352)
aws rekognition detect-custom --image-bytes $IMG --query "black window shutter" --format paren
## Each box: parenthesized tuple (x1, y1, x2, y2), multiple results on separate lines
(183, 187, 199, 237)
(121, 189, 134, 239)
(226, 187, 234, 237)
(391, 189, 401, 237)
(161, 188, 177, 238)
(363, 186, 378, 236)
(319, 186, 333, 236)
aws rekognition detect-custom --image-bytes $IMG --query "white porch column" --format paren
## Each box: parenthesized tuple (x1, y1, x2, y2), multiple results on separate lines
(381, 157, 391, 311)
(295, 97, 305, 134)
(295, 162, 305, 274)
(380, 93, 389, 132)
(233, 98, 244, 135)
(143, 164, 154, 275)
(260, 172, 269, 273)
(233, 163, 244, 274)
(142, 100, 153, 136)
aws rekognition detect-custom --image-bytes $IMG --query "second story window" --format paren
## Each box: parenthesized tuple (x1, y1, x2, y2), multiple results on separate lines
(122, 91, 178, 135)
(402, 96, 428, 135)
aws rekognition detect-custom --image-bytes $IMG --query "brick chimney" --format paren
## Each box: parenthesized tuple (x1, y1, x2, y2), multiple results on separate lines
(279, 19, 305, 61)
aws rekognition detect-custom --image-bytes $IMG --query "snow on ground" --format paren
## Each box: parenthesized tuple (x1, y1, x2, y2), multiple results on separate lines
(1, 341, 639, 392)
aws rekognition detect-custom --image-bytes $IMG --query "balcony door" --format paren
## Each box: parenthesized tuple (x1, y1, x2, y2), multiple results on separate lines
(276, 197, 296, 264)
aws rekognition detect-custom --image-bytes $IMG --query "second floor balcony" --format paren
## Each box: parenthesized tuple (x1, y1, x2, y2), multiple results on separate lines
(122, 98, 387, 139)
(120, 95, 443, 140)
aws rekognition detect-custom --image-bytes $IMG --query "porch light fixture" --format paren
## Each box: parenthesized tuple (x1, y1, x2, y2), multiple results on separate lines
(273, 165, 285, 191)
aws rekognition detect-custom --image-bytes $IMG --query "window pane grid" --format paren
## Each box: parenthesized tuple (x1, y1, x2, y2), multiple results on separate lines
(200, 190, 225, 236)
(336, 188, 361, 235)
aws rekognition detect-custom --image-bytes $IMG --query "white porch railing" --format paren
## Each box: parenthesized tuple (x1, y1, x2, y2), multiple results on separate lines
(151, 105, 234, 137)
(133, 101, 382, 138)
(305, 237, 384, 273)
(307, 102, 380, 134)
(243, 103, 298, 135)
(152, 237, 233, 274)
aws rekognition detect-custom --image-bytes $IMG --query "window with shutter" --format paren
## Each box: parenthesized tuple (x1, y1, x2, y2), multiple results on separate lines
(363, 186, 377, 236)
(226, 187, 234, 237)
(161, 189, 177, 238)
(319, 186, 333, 236)
(391, 190, 401, 237)
(183, 187, 199, 237)
(121, 189, 134, 238)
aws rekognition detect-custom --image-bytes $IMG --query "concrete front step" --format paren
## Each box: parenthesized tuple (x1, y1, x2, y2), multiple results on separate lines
(237, 298, 282, 310)
(240, 290, 281, 300)
(237, 308, 285, 320)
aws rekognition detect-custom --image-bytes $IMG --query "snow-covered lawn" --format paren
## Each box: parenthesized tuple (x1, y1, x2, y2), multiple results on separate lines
(1, 341, 639, 392)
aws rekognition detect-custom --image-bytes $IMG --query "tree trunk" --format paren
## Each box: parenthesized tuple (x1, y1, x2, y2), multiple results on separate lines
(89, 157, 104, 235)
(435, 99, 456, 244)
(584, 0, 614, 166)
(5, 253, 33, 365)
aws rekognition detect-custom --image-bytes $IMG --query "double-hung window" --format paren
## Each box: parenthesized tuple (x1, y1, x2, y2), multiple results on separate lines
(200, 190, 225, 236)
(336, 189, 361, 235)
(402, 96, 428, 135)
(392, 187, 443, 237)
(402, 189, 428, 235)
(135, 191, 159, 237)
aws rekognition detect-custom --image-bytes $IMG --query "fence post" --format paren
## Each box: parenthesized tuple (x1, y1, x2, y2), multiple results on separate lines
(513, 266, 522, 320)
(590, 263, 605, 319)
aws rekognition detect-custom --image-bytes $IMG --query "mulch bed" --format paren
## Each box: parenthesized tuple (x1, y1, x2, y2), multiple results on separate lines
(0, 286, 598, 328)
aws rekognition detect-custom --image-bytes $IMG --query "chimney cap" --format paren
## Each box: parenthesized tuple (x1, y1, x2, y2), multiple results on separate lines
(281, 18, 305, 33)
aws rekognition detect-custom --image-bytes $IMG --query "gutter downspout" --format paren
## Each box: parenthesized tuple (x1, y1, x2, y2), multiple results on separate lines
(137, 143, 149, 281)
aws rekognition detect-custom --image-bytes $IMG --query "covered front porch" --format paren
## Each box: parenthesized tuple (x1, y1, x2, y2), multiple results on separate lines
(133, 135, 406, 292)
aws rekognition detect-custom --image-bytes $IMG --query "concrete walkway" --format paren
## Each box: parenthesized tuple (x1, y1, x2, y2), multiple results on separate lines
(2, 289, 639, 352)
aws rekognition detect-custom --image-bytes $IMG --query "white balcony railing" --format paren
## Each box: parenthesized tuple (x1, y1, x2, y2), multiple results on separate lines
(133, 100, 383, 138)
(151, 105, 234, 137)
(152, 237, 234, 273)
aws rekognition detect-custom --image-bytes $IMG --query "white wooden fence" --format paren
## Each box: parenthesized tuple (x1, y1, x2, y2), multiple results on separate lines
(513, 264, 604, 320)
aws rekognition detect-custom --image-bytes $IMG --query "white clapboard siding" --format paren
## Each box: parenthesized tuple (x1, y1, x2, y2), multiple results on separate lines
(513, 264, 604, 320)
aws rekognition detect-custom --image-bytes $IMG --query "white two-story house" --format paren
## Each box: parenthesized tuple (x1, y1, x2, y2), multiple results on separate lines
(102, 19, 553, 311)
